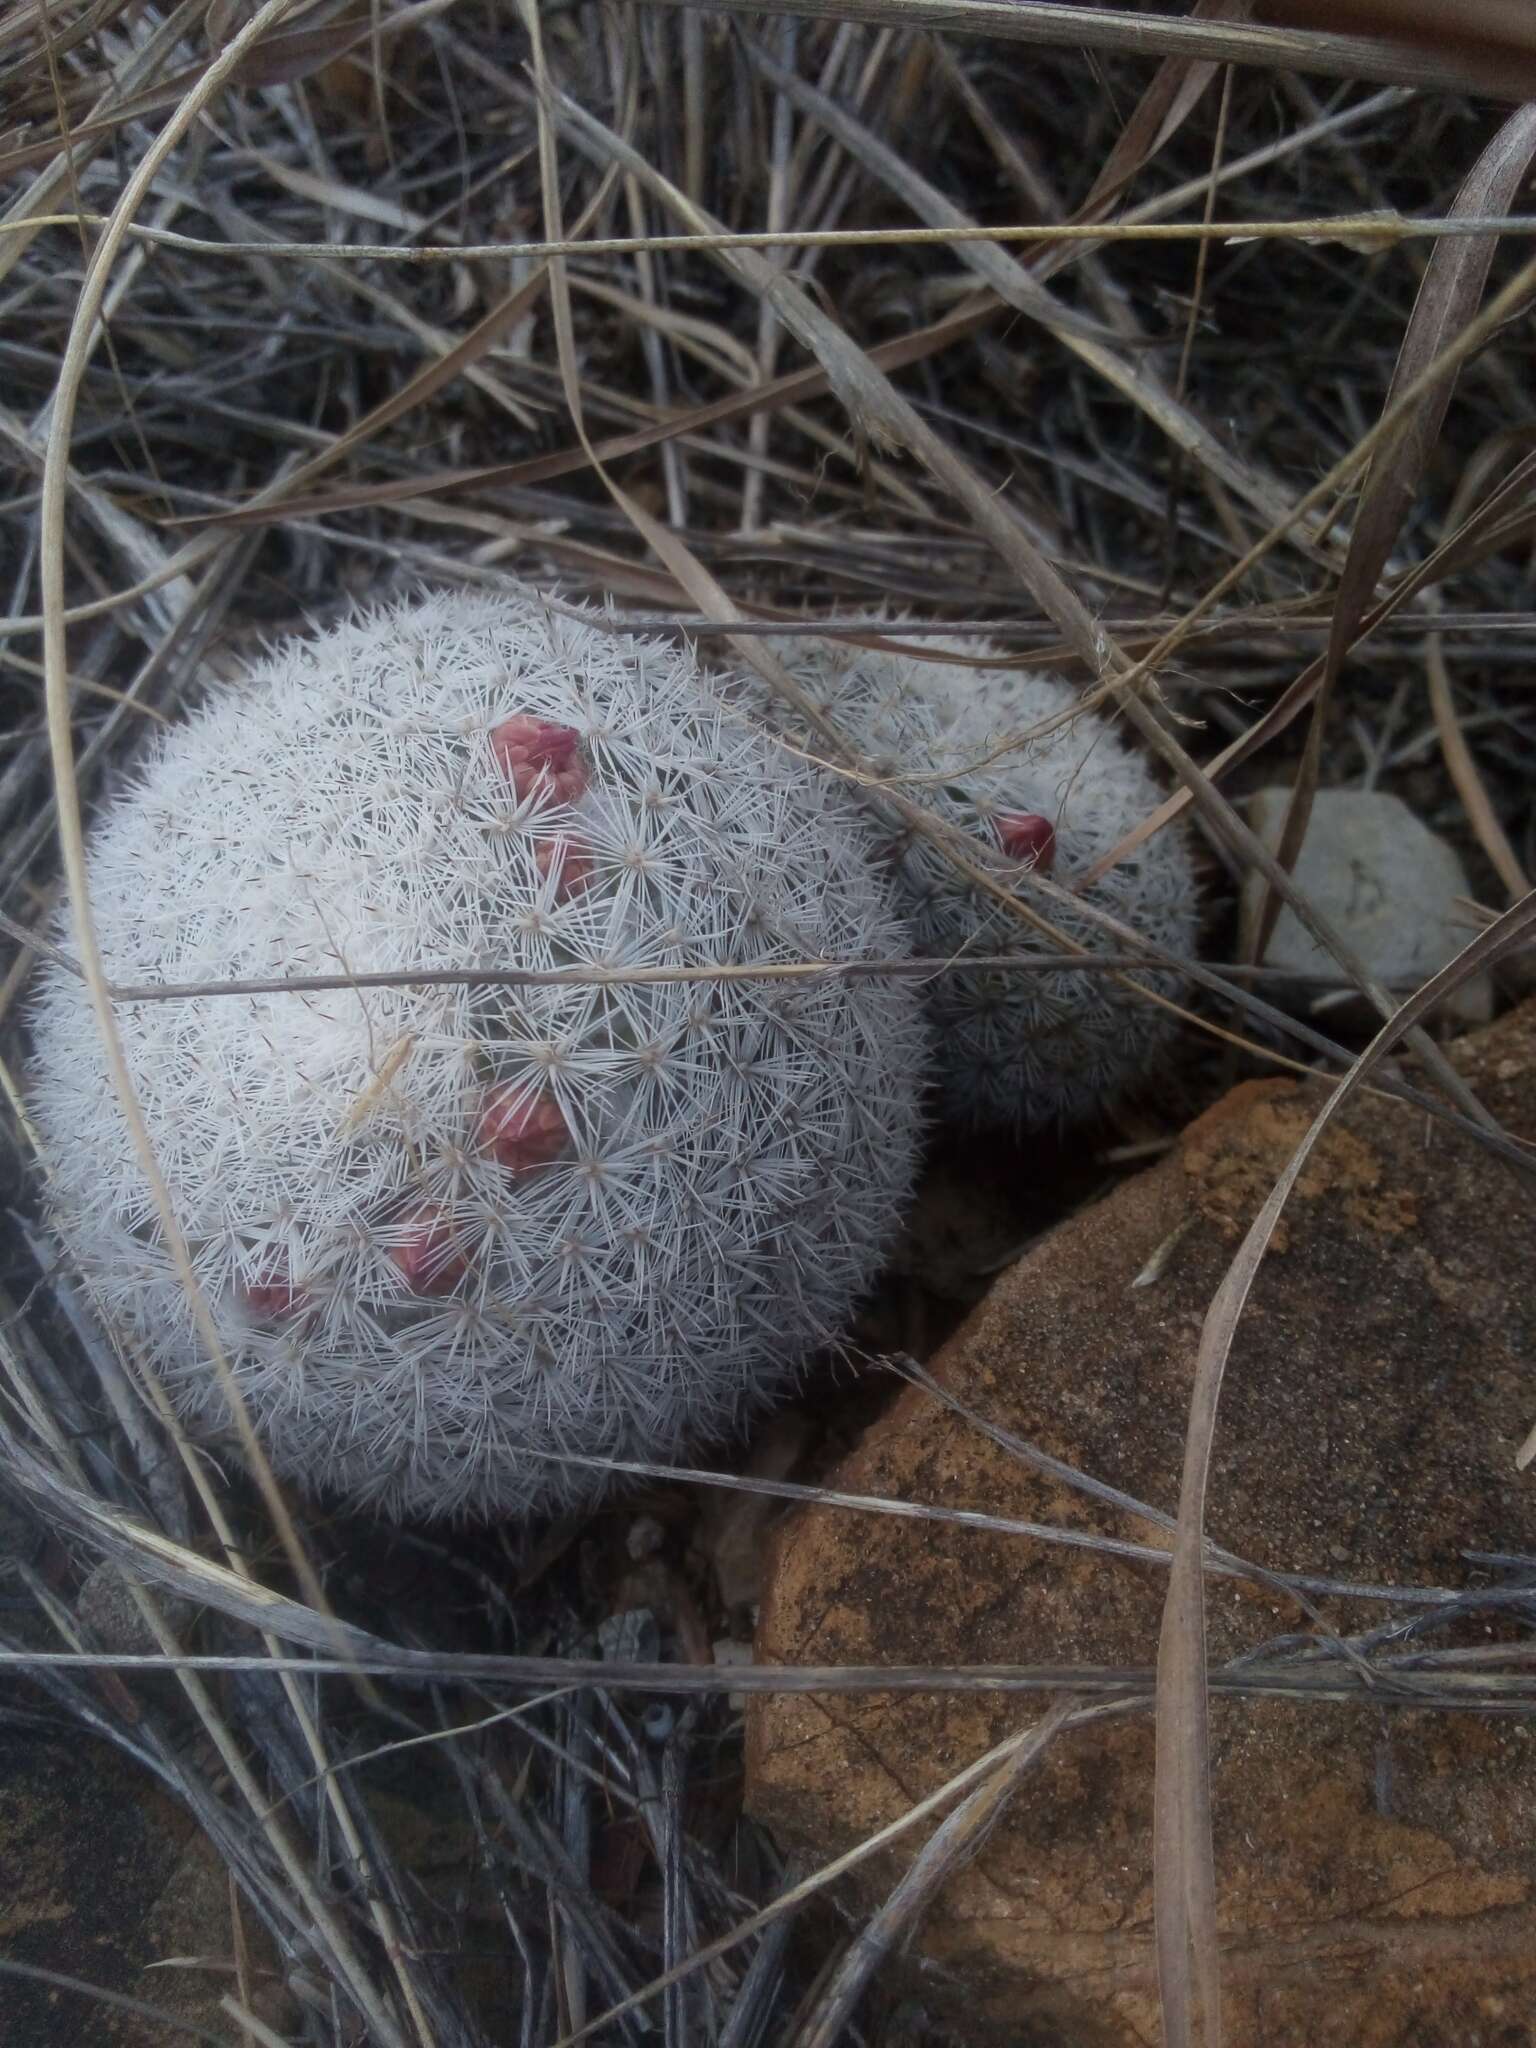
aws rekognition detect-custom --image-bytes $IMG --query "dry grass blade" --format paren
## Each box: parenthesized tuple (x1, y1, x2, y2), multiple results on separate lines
(1077, 0, 1255, 218)
(19, 1386, 1536, 1701)
(1084, 443, 1536, 883)
(1248, 101, 1536, 963)
(1153, 889, 1536, 2048)
(533, 73, 1235, 1091)
(0, 0, 206, 287)
(540, 1703, 1133, 2048)
(30, 11, 439, 2042)
(189, 71, 1412, 534)
(744, 38, 1338, 561)
(187, 291, 1002, 526)
(790, 1701, 1075, 2048)
(1267, 0, 1536, 78)
(640, 0, 1536, 96)
(12, 1635, 1536, 1703)
(1425, 630, 1531, 902)
(27, 200, 1536, 266)
(38, 0, 332, 1618)
(201, 152, 626, 525)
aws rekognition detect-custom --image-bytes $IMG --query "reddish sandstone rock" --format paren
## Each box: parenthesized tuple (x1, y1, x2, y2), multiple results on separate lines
(748, 999, 1536, 2047)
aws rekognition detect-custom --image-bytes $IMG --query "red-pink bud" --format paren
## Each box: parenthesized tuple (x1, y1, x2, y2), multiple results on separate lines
(242, 1264, 301, 1320)
(996, 811, 1056, 871)
(475, 1082, 570, 1176)
(387, 1206, 470, 1296)
(489, 715, 587, 805)
(533, 835, 595, 900)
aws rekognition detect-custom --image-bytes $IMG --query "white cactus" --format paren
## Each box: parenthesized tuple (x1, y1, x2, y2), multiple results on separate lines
(753, 635, 1199, 1131)
(28, 590, 926, 1522)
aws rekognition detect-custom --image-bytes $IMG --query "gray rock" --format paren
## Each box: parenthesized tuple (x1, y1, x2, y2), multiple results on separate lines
(1241, 786, 1493, 1026)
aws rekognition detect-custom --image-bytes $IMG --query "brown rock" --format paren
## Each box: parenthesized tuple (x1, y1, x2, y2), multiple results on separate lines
(748, 1000, 1536, 2047)
(0, 1728, 290, 2045)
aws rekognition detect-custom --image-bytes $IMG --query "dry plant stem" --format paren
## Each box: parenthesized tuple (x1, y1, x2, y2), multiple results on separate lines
(119, 1329, 442, 2046)
(546, 1699, 1144, 2048)
(1248, 101, 1536, 965)
(638, 0, 1536, 97)
(14, 1395, 1536, 1700)
(21, 205, 1536, 265)
(33, 11, 433, 2043)
(520, 0, 1080, 1072)
(218, 1998, 292, 2048)
(1159, 58, 1235, 593)
(131, 1586, 420, 2048)
(0, 0, 208, 289)
(1075, 0, 1252, 219)
(91, 950, 1510, 1148)
(0, 75, 620, 647)
(1426, 631, 1531, 899)
(790, 1700, 1078, 2048)
(1082, 446, 1536, 884)
(743, 39, 1339, 563)
(741, 13, 796, 536)
(10, 1635, 1536, 1703)
(177, 83, 1409, 538)
(2, 519, 266, 966)
(545, 80, 1505, 1147)
(0, 1341, 414, 2046)
(40, 0, 323, 1596)
(1152, 890, 1536, 2048)
(1094, 262, 1536, 745)
(268, 505, 1515, 1130)
(1077, 253, 1536, 944)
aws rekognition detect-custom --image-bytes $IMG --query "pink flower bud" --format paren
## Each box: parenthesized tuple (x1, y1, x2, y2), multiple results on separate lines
(533, 835, 595, 900)
(387, 1206, 470, 1296)
(242, 1265, 301, 1320)
(489, 715, 587, 805)
(475, 1082, 570, 1177)
(996, 811, 1056, 871)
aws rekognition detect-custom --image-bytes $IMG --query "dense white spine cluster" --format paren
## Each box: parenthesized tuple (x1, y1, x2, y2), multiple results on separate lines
(28, 590, 926, 1522)
(755, 636, 1198, 1131)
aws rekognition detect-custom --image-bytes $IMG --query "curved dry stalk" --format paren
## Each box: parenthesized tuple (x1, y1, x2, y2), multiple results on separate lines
(33, 6, 439, 2042)
(1152, 888, 1536, 2048)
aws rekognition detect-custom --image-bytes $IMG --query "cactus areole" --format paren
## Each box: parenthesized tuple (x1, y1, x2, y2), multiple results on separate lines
(29, 590, 926, 1522)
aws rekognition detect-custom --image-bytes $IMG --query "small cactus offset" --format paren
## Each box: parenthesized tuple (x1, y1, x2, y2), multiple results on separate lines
(28, 590, 926, 1521)
(755, 636, 1199, 1132)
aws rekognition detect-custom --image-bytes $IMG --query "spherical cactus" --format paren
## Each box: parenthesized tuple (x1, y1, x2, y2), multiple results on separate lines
(28, 589, 926, 1522)
(753, 635, 1198, 1132)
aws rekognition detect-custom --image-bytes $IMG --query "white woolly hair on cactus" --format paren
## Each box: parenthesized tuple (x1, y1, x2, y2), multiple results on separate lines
(28, 588, 926, 1523)
(752, 632, 1199, 1133)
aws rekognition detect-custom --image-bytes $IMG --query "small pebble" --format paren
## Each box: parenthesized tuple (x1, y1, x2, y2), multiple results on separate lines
(625, 1514, 666, 1562)
(1241, 787, 1493, 1028)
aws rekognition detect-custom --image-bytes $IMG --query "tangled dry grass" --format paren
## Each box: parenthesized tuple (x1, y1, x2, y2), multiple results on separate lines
(1, 3, 1535, 2044)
